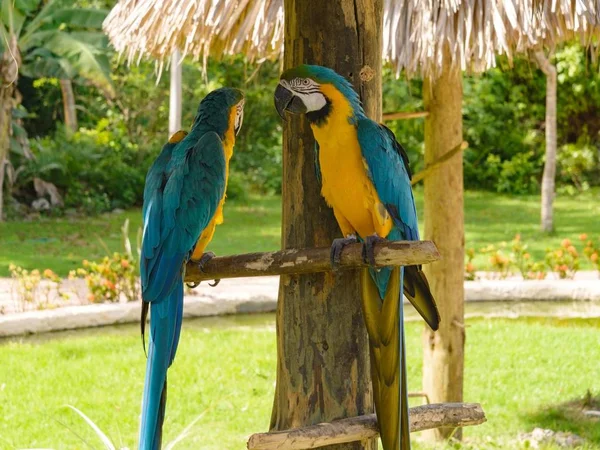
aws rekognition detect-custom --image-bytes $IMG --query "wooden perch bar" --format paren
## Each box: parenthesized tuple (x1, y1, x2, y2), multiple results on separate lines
(383, 110, 429, 121)
(185, 240, 440, 283)
(247, 402, 486, 450)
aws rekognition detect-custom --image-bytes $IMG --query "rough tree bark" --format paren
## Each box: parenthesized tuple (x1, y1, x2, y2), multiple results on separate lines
(535, 51, 557, 233)
(270, 1, 382, 449)
(0, 34, 20, 222)
(60, 79, 78, 133)
(169, 50, 182, 136)
(422, 48, 465, 441)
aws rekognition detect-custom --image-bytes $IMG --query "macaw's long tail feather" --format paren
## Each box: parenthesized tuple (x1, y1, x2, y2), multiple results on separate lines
(361, 267, 410, 450)
(139, 281, 184, 450)
(403, 266, 440, 331)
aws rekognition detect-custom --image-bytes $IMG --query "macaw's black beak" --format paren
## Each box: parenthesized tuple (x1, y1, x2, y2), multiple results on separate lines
(274, 83, 307, 120)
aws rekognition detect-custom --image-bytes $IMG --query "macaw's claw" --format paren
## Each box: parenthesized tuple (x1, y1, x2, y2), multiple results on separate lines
(330, 235, 358, 269)
(208, 279, 221, 287)
(187, 252, 219, 288)
(362, 234, 386, 267)
(196, 251, 216, 270)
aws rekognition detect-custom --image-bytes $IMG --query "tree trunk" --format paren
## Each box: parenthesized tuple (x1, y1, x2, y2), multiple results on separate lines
(169, 50, 182, 136)
(422, 47, 465, 442)
(60, 79, 78, 133)
(535, 51, 557, 233)
(270, 1, 382, 449)
(0, 34, 20, 222)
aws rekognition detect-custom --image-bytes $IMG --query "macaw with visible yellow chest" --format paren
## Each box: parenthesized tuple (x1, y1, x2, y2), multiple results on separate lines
(274, 65, 440, 450)
(138, 87, 244, 450)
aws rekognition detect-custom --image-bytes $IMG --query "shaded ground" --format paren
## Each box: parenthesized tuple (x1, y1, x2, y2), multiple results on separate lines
(522, 393, 600, 446)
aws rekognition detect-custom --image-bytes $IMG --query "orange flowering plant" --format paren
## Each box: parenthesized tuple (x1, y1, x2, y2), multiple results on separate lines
(75, 219, 141, 303)
(511, 234, 547, 280)
(579, 234, 600, 275)
(545, 238, 580, 279)
(464, 248, 477, 281)
(479, 243, 512, 279)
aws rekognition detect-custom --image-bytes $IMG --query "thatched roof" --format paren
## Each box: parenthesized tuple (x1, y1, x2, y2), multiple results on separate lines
(104, 0, 283, 68)
(104, 0, 600, 78)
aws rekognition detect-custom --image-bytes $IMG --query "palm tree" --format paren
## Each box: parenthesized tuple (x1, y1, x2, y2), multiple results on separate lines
(0, 0, 113, 221)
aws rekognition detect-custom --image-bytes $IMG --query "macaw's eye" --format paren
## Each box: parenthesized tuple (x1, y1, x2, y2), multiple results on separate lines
(303, 79, 310, 86)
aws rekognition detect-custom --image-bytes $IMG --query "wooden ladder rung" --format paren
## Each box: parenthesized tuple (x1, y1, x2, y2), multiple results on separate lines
(247, 402, 486, 449)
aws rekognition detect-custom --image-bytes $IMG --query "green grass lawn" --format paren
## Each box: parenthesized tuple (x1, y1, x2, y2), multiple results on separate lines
(0, 189, 598, 277)
(0, 315, 599, 449)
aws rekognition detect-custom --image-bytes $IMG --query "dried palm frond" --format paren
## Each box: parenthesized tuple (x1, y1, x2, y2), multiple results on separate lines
(103, 0, 600, 79)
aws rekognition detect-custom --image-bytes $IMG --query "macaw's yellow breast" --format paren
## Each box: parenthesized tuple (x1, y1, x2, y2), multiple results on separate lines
(191, 107, 237, 260)
(311, 84, 393, 239)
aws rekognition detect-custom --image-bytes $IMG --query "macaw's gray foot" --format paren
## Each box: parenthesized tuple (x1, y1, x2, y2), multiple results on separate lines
(330, 235, 358, 269)
(362, 234, 386, 267)
(187, 252, 220, 288)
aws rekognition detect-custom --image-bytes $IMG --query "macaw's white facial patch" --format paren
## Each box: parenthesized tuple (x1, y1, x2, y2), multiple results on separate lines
(297, 91, 327, 112)
(283, 78, 327, 112)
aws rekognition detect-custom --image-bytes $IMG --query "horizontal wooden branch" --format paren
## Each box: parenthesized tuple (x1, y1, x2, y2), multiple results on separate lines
(382, 110, 429, 121)
(185, 240, 440, 283)
(247, 402, 486, 450)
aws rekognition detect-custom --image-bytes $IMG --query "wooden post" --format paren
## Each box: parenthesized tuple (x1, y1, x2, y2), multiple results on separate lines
(169, 50, 182, 136)
(422, 48, 465, 441)
(272, 1, 382, 449)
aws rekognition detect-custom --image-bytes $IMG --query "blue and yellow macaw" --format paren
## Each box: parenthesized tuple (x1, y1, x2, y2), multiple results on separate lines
(274, 65, 440, 450)
(138, 87, 245, 450)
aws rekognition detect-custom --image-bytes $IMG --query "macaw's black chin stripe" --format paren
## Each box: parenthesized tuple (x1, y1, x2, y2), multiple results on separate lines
(306, 99, 332, 126)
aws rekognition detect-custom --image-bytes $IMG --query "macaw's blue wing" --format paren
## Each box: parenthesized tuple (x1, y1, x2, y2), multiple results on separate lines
(356, 119, 439, 330)
(356, 119, 418, 241)
(141, 131, 227, 303)
(138, 130, 227, 450)
(140, 139, 180, 296)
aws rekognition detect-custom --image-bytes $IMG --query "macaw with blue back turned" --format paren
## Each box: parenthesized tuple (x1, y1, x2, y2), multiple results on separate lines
(274, 65, 440, 450)
(138, 87, 245, 450)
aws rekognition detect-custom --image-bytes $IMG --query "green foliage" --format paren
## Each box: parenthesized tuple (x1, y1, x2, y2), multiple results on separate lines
(484, 151, 543, 195)
(383, 45, 600, 195)
(462, 59, 546, 192)
(557, 137, 598, 194)
(14, 122, 152, 213)
(0, 0, 113, 93)
(12, 39, 600, 205)
(14, 56, 284, 210)
(381, 67, 426, 173)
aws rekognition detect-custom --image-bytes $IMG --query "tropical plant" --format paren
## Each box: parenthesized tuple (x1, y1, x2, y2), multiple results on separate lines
(0, 0, 113, 220)
(545, 238, 580, 279)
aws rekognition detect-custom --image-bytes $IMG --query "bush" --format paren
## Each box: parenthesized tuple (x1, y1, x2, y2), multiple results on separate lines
(16, 44, 600, 201)
(545, 238, 580, 279)
(15, 122, 156, 213)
